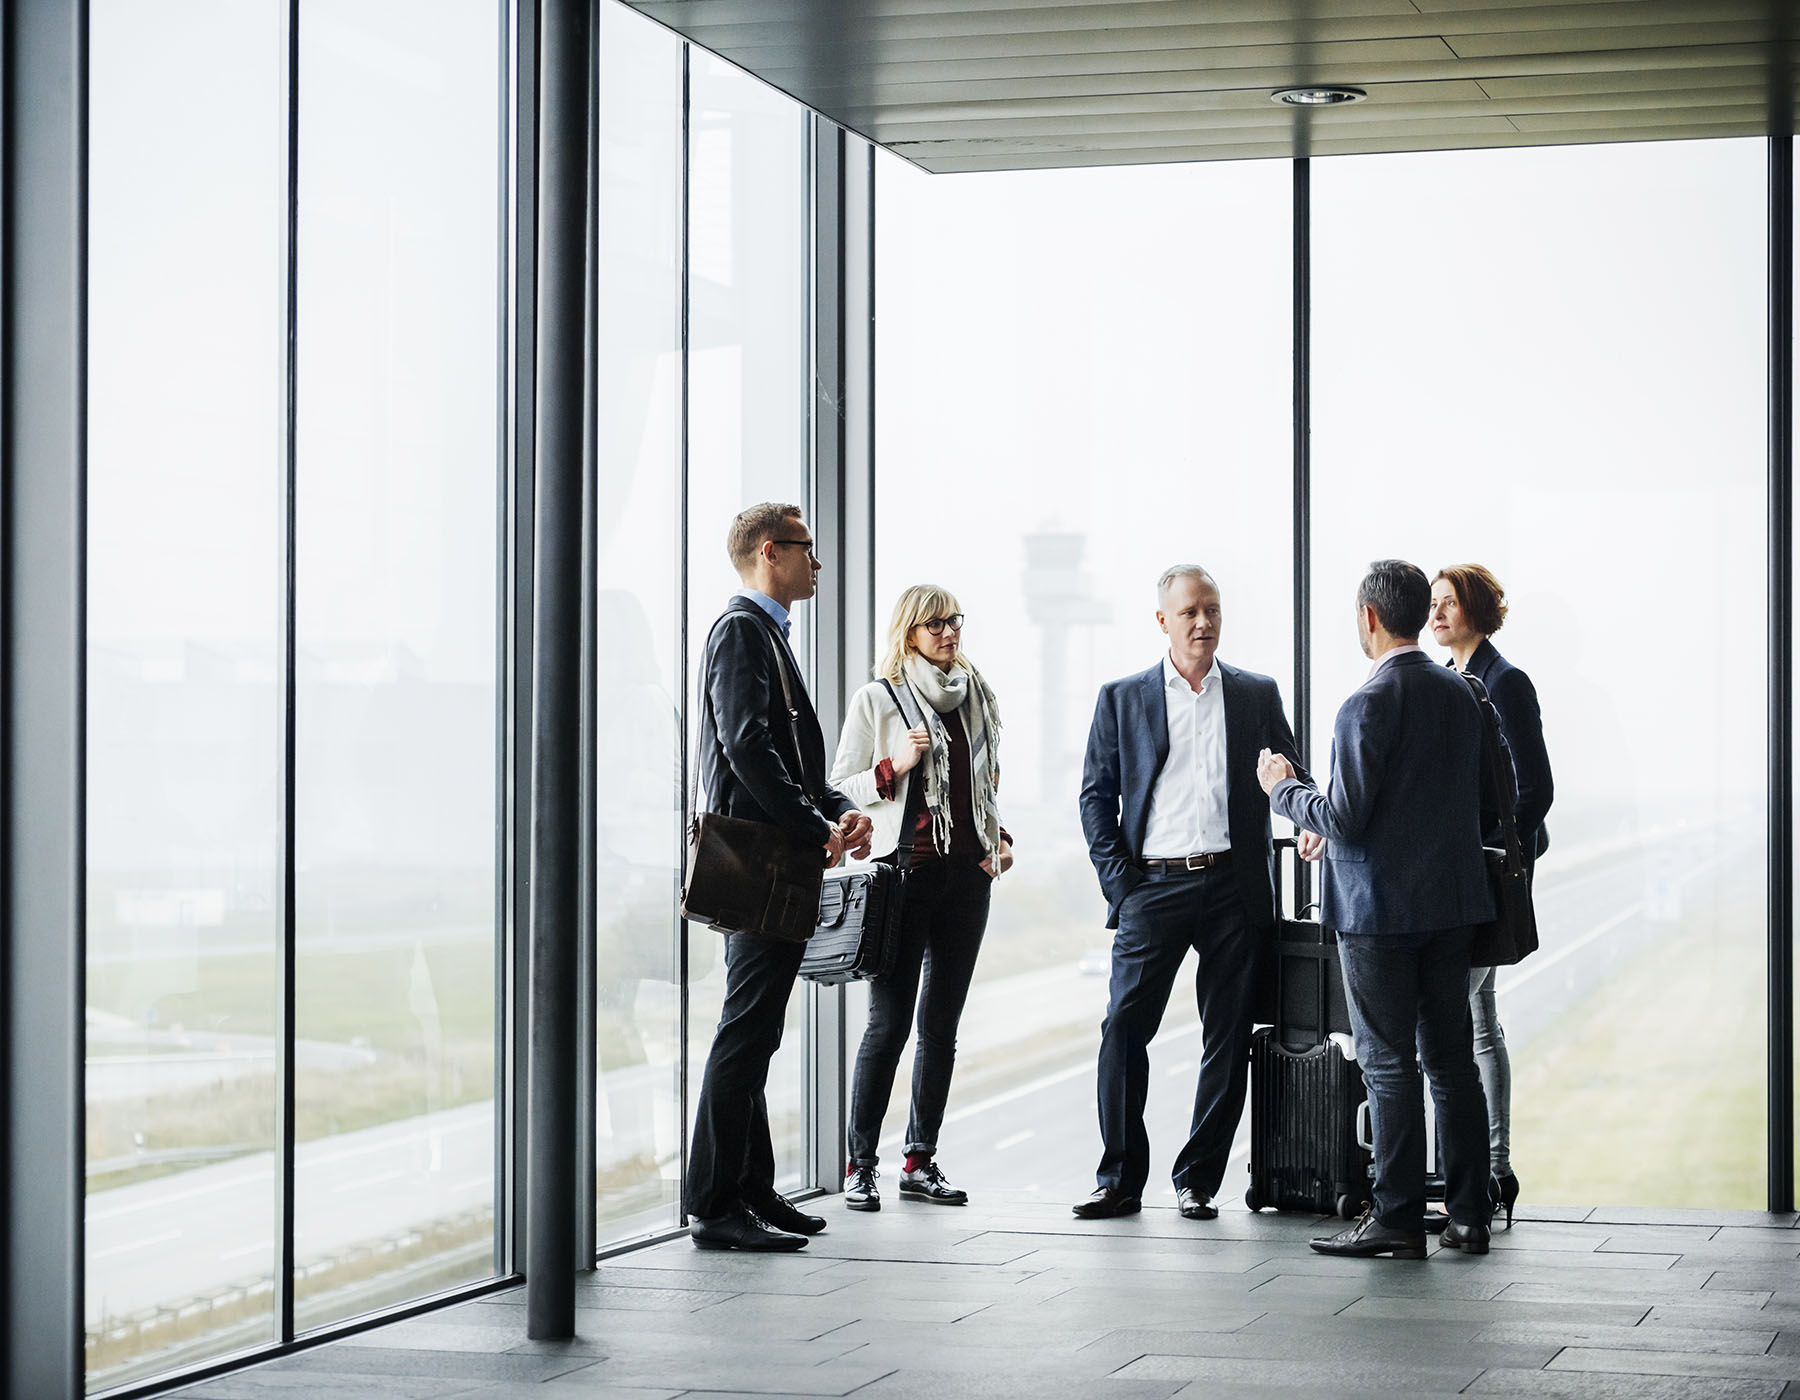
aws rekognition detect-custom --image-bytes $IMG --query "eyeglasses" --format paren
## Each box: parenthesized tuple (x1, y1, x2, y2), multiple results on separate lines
(770, 538, 820, 560)
(919, 614, 965, 635)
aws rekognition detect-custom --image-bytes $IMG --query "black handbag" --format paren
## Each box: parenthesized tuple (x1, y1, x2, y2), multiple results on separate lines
(680, 622, 826, 942)
(1463, 672, 1540, 967)
(799, 680, 919, 983)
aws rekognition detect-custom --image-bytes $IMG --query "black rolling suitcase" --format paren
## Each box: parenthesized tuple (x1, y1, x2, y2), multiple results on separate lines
(1243, 839, 1373, 1219)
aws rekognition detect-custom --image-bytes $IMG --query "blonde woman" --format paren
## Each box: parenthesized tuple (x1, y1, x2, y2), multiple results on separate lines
(831, 584, 1012, 1211)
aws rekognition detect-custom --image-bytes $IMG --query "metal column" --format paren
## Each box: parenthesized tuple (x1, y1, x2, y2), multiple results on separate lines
(1, 3, 87, 1397)
(1769, 133, 1795, 1217)
(1290, 156, 1312, 914)
(526, 0, 594, 1339)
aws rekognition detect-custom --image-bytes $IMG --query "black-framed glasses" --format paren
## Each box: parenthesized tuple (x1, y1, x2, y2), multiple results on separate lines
(770, 538, 820, 560)
(919, 614, 964, 635)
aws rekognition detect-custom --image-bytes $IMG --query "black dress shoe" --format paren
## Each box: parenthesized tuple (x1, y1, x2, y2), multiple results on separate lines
(1072, 1186, 1142, 1219)
(1439, 1219, 1491, 1255)
(747, 1190, 826, 1235)
(689, 1208, 807, 1252)
(899, 1160, 968, 1205)
(1309, 1209, 1427, 1259)
(1175, 1186, 1218, 1220)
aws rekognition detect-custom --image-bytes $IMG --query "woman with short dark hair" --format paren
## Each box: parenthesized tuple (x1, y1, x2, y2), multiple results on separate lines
(1428, 563, 1553, 1228)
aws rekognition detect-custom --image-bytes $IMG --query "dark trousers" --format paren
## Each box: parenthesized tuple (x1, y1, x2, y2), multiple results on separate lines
(1094, 867, 1257, 1199)
(683, 930, 805, 1220)
(847, 858, 991, 1166)
(1337, 926, 1492, 1233)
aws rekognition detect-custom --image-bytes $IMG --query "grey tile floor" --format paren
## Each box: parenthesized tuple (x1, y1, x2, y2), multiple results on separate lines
(170, 1195, 1800, 1399)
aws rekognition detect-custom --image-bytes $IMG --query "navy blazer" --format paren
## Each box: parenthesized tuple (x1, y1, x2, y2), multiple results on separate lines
(1270, 650, 1493, 937)
(1464, 638, 1553, 862)
(696, 598, 855, 844)
(1079, 659, 1303, 931)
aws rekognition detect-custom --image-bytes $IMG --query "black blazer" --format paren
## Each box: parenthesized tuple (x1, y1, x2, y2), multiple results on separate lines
(1464, 638, 1553, 861)
(1079, 659, 1304, 931)
(696, 597, 855, 845)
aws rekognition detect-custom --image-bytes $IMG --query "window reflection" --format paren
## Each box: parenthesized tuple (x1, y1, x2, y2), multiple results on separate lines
(291, 0, 502, 1328)
(873, 154, 1292, 1204)
(594, 0, 684, 1243)
(1313, 139, 1766, 1207)
(85, 1, 287, 1387)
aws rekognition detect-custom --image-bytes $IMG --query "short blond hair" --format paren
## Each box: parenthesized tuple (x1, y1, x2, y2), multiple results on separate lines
(726, 502, 803, 574)
(877, 584, 969, 683)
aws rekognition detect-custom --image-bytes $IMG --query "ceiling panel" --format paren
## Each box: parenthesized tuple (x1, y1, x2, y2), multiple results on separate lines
(623, 1, 1800, 171)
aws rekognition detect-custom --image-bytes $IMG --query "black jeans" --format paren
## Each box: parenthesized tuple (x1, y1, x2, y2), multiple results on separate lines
(1338, 926, 1492, 1233)
(1094, 866, 1257, 1200)
(683, 930, 805, 1220)
(846, 858, 992, 1166)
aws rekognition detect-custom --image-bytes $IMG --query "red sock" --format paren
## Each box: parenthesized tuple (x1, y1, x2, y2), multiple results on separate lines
(905, 1153, 928, 1172)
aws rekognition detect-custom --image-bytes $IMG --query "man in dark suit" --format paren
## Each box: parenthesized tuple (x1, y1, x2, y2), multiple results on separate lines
(685, 502, 872, 1251)
(1259, 559, 1495, 1259)
(1075, 565, 1303, 1222)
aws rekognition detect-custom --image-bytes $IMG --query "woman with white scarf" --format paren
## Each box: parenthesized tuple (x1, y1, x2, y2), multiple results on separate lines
(831, 584, 1012, 1211)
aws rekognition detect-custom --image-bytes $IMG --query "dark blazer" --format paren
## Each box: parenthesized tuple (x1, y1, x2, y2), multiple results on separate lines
(1464, 637, 1553, 862)
(697, 597, 854, 844)
(1079, 659, 1303, 931)
(1270, 650, 1493, 937)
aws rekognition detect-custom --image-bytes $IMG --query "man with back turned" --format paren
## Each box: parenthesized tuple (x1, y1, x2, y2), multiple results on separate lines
(1258, 559, 1495, 1259)
(685, 503, 872, 1251)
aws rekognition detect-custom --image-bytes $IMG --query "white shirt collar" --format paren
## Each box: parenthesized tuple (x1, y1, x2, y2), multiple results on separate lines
(1163, 652, 1222, 696)
(1367, 641, 1424, 680)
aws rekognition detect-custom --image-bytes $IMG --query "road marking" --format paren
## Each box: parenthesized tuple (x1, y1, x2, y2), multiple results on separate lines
(93, 1229, 180, 1261)
(88, 1168, 274, 1223)
(219, 1239, 272, 1262)
(1164, 1058, 1196, 1078)
(1497, 851, 1725, 998)
(937, 1020, 1203, 1130)
(995, 1131, 1034, 1152)
(333, 1168, 407, 1195)
(451, 1176, 493, 1194)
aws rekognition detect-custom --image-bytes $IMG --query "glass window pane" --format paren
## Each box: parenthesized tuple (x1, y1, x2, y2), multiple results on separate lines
(685, 52, 811, 1193)
(292, 0, 502, 1328)
(1313, 138, 1766, 1208)
(86, 2, 288, 1388)
(595, 0, 684, 1244)
(872, 153, 1293, 1204)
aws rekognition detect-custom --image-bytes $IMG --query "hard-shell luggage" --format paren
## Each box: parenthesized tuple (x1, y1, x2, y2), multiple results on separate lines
(1244, 838, 1373, 1218)
(798, 864, 904, 984)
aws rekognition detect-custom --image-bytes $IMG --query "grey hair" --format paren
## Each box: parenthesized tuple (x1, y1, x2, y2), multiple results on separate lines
(1157, 565, 1218, 606)
(1356, 559, 1430, 638)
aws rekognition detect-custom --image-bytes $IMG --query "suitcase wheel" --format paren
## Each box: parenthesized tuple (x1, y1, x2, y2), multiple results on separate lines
(1244, 1186, 1263, 1212)
(1335, 1193, 1358, 1220)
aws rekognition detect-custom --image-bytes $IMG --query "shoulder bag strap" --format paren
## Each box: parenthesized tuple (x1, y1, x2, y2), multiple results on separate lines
(879, 679, 923, 868)
(689, 614, 814, 834)
(1462, 671, 1526, 876)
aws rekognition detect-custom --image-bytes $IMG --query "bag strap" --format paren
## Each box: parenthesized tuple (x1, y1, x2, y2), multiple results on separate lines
(1461, 671, 1526, 877)
(879, 679, 923, 868)
(690, 612, 815, 834)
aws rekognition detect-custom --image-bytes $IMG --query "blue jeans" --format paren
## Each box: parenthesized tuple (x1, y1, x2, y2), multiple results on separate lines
(1338, 927, 1492, 1232)
(1094, 867, 1257, 1199)
(847, 858, 991, 1166)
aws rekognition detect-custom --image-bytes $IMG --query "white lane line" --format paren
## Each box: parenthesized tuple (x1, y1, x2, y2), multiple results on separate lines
(1164, 1058, 1196, 1078)
(333, 1168, 407, 1195)
(219, 1239, 273, 1262)
(940, 1020, 1203, 1129)
(1497, 850, 1725, 998)
(994, 1131, 1035, 1152)
(92, 1229, 180, 1261)
(88, 1168, 274, 1223)
(451, 1177, 493, 1194)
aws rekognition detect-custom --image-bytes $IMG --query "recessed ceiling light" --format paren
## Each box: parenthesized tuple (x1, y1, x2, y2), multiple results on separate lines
(1271, 86, 1368, 107)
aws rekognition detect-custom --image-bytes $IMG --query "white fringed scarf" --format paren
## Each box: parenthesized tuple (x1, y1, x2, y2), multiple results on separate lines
(900, 654, 1003, 857)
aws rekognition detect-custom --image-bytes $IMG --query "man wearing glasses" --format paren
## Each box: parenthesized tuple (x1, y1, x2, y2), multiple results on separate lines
(685, 503, 873, 1250)
(1075, 565, 1304, 1223)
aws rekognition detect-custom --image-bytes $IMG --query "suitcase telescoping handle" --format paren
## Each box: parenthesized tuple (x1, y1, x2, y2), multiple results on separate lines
(1272, 836, 1321, 922)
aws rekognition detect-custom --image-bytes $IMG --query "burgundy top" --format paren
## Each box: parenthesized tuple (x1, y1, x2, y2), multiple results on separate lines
(876, 711, 998, 868)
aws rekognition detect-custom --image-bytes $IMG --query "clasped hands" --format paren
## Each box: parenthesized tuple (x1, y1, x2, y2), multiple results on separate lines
(1256, 747, 1324, 862)
(824, 811, 874, 867)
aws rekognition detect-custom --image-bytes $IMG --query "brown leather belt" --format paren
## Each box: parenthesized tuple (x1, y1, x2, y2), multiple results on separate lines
(1140, 850, 1232, 874)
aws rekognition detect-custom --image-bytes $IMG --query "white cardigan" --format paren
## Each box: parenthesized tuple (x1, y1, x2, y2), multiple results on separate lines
(830, 679, 1000, 861)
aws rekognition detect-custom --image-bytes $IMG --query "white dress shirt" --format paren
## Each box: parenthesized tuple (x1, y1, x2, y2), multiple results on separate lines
(1141, 654, 1231, 858)
(1366, 640, 1423, 680)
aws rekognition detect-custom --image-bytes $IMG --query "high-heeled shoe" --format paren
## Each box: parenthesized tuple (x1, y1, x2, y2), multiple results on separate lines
(1489, 1171, 1520, 1229)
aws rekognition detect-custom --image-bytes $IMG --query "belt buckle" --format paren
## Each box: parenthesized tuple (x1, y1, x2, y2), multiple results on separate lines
(1184, 853, 1208, 871)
